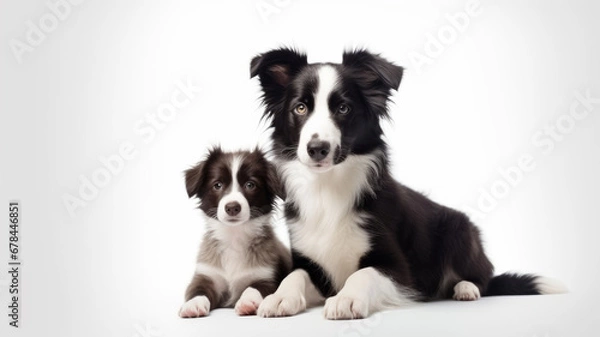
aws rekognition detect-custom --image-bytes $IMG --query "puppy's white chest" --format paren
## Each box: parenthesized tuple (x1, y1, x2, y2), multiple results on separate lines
(220, 248, 250, 280)
(197, 222, 274, 305)
(196, 249, 273, 306)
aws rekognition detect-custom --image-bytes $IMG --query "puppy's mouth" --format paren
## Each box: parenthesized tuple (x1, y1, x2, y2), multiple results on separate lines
(221, 217, 246, 226)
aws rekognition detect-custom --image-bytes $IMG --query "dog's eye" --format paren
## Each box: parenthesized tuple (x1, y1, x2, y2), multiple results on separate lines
(213, 182, 223, 190)
(294, 103, 308, 115)
(244, 181, 256, 190)
(337, 103, 351, 115)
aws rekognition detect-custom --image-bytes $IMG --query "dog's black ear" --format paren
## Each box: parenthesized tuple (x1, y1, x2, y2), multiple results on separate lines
(250, 48, 307, 86)
(250, 48, 307, 113)
(343, 49, 404, 118)
(342, 49, 404, 91)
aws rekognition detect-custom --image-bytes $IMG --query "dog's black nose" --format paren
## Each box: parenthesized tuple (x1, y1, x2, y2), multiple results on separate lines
(225, 202, 241, 216)
(307, 140, 331, 162)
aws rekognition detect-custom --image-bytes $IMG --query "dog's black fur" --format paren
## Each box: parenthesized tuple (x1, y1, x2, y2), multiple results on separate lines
(251, 48, 553, 301)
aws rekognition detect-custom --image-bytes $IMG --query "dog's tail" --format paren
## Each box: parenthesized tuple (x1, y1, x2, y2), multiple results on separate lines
(483, 273, 567, 297)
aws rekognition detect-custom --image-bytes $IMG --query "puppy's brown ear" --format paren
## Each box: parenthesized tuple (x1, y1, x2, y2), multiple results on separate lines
(184, 161, 205, 199)
(185, 146, 222, 198)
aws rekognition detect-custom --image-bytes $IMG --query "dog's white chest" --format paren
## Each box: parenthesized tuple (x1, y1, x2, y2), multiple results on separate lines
(282, 158, 374, 291)
(290, 211, 370, 291)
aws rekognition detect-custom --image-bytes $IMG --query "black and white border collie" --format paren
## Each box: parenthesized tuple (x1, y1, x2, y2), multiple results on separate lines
(180, 148, 291, 317)
(250, 48, 566, 319)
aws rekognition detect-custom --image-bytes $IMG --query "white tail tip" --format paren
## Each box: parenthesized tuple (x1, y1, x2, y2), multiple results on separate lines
(536, 277, 568, 294)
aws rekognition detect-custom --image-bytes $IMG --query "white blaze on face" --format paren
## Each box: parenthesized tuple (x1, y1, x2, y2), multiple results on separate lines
(216, 155, 251, 225)
(297, 65, 342, 169)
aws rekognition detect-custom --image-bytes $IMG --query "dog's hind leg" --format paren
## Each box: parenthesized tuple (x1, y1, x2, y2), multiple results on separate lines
(452, 280, 481, 301)
(437, 209, 494, 300)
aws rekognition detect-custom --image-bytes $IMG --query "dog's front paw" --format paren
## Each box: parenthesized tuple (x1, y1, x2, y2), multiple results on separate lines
(179, 295, 210, 318)
(453, 281, 481, 301)
(235, 287, 263, 316)
(257, 291, 306, 317)
(323, 294, 369, 320)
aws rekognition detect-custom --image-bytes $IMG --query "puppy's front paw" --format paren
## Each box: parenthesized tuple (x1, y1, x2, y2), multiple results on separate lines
(179, 295, 210, 318)
(324, 294, 369, 320)
(257, 292, 306, 317)
(235, 287, 263, 316)
(453, 281, 481, 301)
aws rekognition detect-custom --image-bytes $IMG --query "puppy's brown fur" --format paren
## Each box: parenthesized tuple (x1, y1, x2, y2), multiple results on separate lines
(179, 148, 291, 317)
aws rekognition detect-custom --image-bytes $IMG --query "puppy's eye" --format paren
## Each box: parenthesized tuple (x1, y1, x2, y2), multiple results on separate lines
(337, 103, 351, 115)
(294, 103, 308, 115)
(244, 181, 256, 190)
(213, 182, 223, 190)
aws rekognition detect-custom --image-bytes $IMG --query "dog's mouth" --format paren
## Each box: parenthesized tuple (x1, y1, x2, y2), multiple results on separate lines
(305, 160, 334, 173)
(299, 145, 345, 173)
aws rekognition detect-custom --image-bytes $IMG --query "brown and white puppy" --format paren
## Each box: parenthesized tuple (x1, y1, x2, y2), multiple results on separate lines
(179, 147, 291, 318)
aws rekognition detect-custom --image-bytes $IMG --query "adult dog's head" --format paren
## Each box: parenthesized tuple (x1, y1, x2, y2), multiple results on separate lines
(251, 48, 403, 172)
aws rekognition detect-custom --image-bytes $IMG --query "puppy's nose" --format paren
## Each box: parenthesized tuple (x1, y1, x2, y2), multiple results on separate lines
(225, 202, 241, 216)
(307, 140, 330, 162)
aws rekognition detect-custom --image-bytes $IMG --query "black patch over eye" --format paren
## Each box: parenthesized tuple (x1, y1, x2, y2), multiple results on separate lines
(337, 103, 351, 115)
(213, 181, 223, 190)
(294, 103, 308, 115)
(244, 181, 256, 190)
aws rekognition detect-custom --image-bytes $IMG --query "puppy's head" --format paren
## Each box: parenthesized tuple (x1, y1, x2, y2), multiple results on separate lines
(185, 147, 279, 226)
(251, 48, 403, 172)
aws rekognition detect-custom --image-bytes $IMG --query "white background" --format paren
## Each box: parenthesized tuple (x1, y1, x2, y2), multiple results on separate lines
(1, 0, 599, 336)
